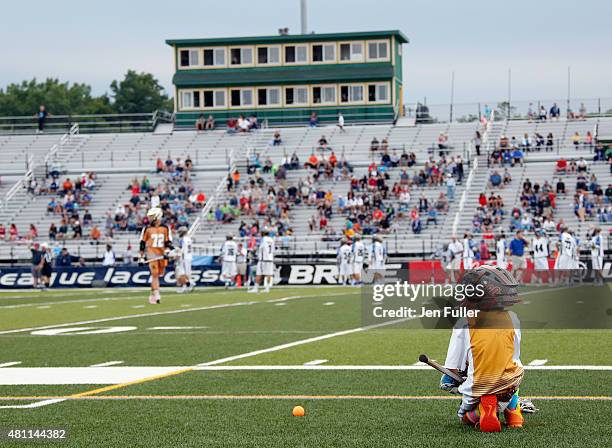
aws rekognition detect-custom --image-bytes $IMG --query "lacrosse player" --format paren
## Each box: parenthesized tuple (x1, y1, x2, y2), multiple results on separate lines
(352, 234, 366, 286)
(590, 228, 604, 285)
(448, 235, 463, 282)
(440, 265, 525, 432)
(554, 226, 577, 284)
(495, 233, 508, 269)
(368, 235, 386, 284)
(220, 234, 238, 288)
(249, 229, 275, 293)
(337, 239, 353, 286)
(175, 227, 193, 293)
(531, 229, 550, 284)
(462, 233, 475, 270)
(139, 207, 174, 304)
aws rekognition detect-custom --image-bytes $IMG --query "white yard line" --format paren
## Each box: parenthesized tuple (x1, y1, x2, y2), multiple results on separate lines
(89, 361, 124, 367)
(0, 362, 22, 368)
(0, 399, 66, 409)
(528, 359, 549, 366)
(193, 365, 612, 371)
(303, 359, 328, 366)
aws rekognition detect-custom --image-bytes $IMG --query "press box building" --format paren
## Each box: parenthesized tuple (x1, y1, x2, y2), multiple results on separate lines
(166, 30, 408, 128)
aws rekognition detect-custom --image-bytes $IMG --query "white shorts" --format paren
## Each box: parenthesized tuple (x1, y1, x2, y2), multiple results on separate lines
(339, 263, 353, 277)
(450, 257, 462, 270)
(370, 261, 385, 271)
(591, 256, 603, 270)
(555, 255, 574, 270)
(534, 257, 549, 271)
(512, 255, 527, 270)
(256, 260, 274, 277)
(175, 258, 192, 278)
(221, 261, 237, 279)
(496, 258, 507, 270)
(463, 258, 474, 270)
(237, 262, 247, 276)
(352, 262, 364, 276)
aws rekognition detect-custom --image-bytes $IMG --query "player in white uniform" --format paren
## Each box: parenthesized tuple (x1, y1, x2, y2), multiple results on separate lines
(220, 234, 238, 288)
(531, 230, 549, 284)
(337, 239, 353, 285)
(496, 234, 508, 270)
(448, 236, 463, 283)
(368, 235, 386, 283)
(352, 234, 366, 286)
(175, 227, 194, 293)
(249, 230, 275, 293)
(554, 227, 577, 285)
(236, 242, 248, 288)
(590, 228, 604, 285)
(462, 234, 475, 270)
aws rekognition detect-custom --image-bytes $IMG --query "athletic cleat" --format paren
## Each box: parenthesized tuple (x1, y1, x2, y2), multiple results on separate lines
(478, 395, 502, 432)
(148, 294, 157, 304)
(504, 406, 524, 428)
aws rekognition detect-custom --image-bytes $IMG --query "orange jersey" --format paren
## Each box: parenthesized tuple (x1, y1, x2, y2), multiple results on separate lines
(140, 225, 172, 257)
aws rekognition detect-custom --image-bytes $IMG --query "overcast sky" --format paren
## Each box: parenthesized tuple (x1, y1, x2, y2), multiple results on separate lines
(2, 0, 611, 105)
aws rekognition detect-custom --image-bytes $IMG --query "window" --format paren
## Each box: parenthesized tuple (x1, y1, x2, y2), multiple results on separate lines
(312, 43, 336, 62)
(339, 42, 363, 62)
(312, 86, 336, 104)
(230, 89, 254, 107)
(340, 85, 364, 103)
(284, 44, 308, 63)
(202, 90, 226, 108)
(203, 48, 226, 67)
(257, 46, 280, 64)
(367, 40, 389, 60)
(181, 91, 200, 109)
(257, 87, 281, 106)
(285, 86, 308, 106)
(179, 49, 199, 67)
(230, 47, 253, 65)
(368, 84, 389, 103)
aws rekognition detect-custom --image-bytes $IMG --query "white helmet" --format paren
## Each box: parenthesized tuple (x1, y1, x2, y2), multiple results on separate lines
(147, 207, 163, 222)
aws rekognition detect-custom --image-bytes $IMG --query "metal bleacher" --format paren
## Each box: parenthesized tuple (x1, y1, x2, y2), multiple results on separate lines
(0, 115, 610, 262)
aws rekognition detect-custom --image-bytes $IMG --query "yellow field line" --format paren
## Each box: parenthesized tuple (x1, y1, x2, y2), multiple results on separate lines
(0, 394, 611, 401)
(68, 367, 194, 398)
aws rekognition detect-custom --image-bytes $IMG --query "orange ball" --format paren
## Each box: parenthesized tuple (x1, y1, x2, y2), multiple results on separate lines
(292, 405, 305, 417)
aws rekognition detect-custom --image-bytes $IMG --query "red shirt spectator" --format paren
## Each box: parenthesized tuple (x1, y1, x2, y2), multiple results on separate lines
(9, 224, 18, 241)
(0, 224, 5, 239)
(478, 193, 487, 207)
(63, 179, 73, 192)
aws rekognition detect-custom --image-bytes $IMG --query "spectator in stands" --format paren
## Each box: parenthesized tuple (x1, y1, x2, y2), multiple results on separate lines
(35, 105, 50, 133)
(511, 147, 524, 167)
(226, 117, 237, 134)
(337, 113, 345, 132)
(273, 131, 282, 146)
(578, 103, 587, 119)
(572, 132, 580, 148)
(123, 244, 134, 266)
(437, 132, 448, 155)
(549, 103, 561, 119)
(9, 223, 18, 241)
(585, 131, 594, 150)
(546, 132, 554, 151)
(72, 220, 82, 238)
(577, 157, 588, 173)
(55, 248, 72, 267)
(309, 112, 318, 128)
(489, 171, 502, 188)
(48, 223, 57, 240)
(0, 224, 5, 241)
(90, 225, 101, 243)
(446, 174, 456, 201)
(555, 158, 568, 175)
(205, 115, 215, 130)
(473, 131, 482, 156)
(102, 244, 116, 267)
(317, 135, 329, 151)
(503, 168, 512, 185)
(521, 133, 531, 152)
(370, 137, 380, 151)
(538, 105, 547, 120)
(26, 224, 38, 240)
(195, 114, 206, 132)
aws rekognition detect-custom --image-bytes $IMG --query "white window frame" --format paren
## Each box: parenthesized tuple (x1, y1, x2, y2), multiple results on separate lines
(257, 86, 282, 108)
(367, 83, 390, 104)
(229, 46, 254, 67)
(340, 84, 365, 104)
(311, 43, 336, 64)
(202, 88, 227, 109)
(338, 41, 364, 63)
(256, 45, 281, 66)
(202, 47, 227, 68)
(178, 48, 201, 68)
(229, 87, 255, 109)
(283, 44, 309, 64)
(367, 40, 390, 61)
(179, 90, 200, 110)
(284, 85, 309, 107)
(312, 84, 337, 105)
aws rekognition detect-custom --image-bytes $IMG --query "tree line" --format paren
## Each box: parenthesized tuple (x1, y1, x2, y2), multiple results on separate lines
(0, 70, 173, 117)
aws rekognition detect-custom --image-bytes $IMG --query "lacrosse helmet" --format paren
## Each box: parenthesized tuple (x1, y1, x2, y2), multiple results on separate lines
(459, 264, 520, 310)
(147, 207, 163, 222)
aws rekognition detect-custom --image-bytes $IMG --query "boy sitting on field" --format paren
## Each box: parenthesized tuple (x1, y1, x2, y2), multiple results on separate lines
(440, 265, 525, 432)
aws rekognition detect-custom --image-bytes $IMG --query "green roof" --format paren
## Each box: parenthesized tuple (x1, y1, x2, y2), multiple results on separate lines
(172, 64, 394, 88)
(166, 30, 408, 47)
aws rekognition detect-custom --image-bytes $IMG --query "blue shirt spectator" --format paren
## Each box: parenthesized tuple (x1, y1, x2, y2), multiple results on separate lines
(509, 236, 527, 256)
